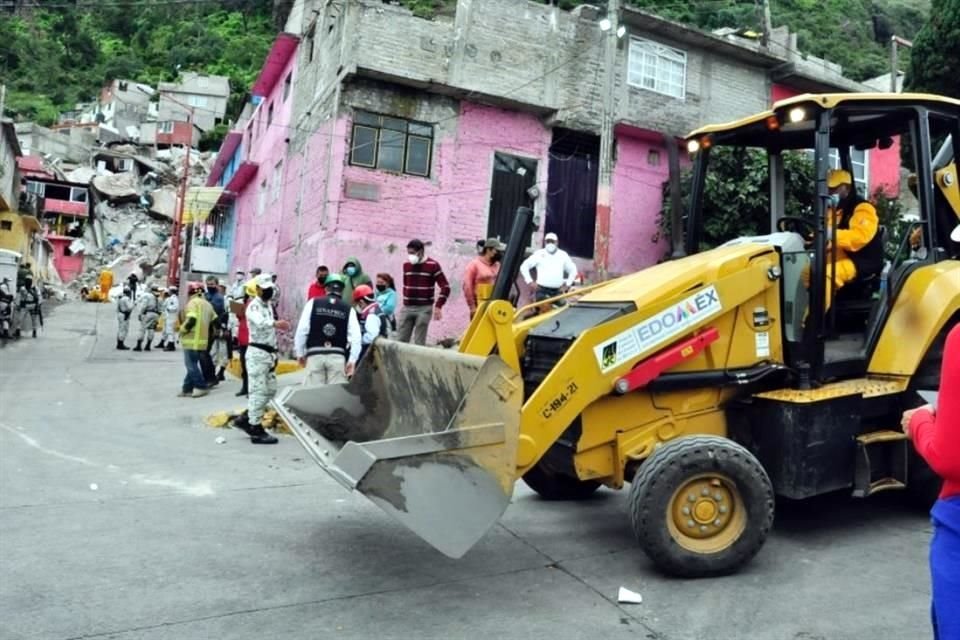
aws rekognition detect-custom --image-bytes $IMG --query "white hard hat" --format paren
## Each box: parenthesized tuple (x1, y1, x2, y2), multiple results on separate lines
(255, 273, 275, 289)
(545, 232, 558, 242)
(952, 224, 960, 244)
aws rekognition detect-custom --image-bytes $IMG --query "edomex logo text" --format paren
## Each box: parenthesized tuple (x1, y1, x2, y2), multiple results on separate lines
(636, 286, 721, 347)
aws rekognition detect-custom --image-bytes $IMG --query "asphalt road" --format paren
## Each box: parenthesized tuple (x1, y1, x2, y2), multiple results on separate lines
(0, 301, 935, 640)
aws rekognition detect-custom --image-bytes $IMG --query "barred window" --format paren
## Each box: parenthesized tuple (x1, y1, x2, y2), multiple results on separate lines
(349, 110, 433, 177)
(627, 37, 687, 99)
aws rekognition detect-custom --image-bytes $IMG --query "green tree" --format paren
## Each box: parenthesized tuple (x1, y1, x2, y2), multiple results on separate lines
(657, 147, 816, 253)
(905, 0, 960, 98)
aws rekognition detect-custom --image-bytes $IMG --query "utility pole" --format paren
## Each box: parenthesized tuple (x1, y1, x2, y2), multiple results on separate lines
(594, 0, 622, 280)
(169, 106, 194, 287)
(0, 84, 6, 121)
(889, 35, 912, 93)
(761, 0, 773, 47)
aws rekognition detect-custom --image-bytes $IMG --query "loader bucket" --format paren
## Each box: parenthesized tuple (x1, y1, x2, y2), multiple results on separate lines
(271, 340, 523, 558)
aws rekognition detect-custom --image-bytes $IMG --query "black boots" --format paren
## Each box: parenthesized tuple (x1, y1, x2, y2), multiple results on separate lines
(164, 342, 175, 352)
(31, 329, 36, 338)
(154, 340, 165, 349)
(144, 340, 152, 352)
(216, 368, 226, 382)
(235, 387, 248, 397)
(230, 412, 278, 445)
(117, 339, 129, 350)
(132, 340, 143, 352)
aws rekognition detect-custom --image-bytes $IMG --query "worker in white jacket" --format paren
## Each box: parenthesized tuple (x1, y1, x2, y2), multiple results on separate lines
(157, 286, 179, 351)
(520, 232, 578, 312)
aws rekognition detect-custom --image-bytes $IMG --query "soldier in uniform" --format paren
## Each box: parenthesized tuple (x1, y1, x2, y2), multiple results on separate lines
(133, 285, 161, 351)
(15, 275, 42, 339)
(230, 274, 287, 444)
(0, 277, 14, 339)
(293, 273, 361, 386)
(117, 287, 134, 350)
(157, 286, 179, 351)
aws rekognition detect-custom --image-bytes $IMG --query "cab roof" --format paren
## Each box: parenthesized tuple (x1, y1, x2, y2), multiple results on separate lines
(685, 93, 960, 151)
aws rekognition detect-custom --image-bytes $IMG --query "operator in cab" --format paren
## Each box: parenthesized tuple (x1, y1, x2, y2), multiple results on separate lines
(802, 168, 883, 308)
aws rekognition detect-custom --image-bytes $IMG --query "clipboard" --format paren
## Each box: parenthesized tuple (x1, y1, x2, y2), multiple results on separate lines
(229, 299, 246, 318)
(919, 390, 938, 411)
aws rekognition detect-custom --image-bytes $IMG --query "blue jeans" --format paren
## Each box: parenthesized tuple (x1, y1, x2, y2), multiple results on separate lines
(931, 497, 960, 640)
(182, 349, 208, 393)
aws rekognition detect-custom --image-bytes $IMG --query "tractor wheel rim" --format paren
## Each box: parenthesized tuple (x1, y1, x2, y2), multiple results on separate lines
(667, 473, 746, 554)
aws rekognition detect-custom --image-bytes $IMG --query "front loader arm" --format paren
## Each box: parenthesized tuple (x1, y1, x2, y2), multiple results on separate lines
(513, 251, 782, 476)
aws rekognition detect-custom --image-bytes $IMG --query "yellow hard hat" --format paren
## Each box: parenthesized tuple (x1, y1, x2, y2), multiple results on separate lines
(244, 278, 259, 297)
(827, 169, 853, 188)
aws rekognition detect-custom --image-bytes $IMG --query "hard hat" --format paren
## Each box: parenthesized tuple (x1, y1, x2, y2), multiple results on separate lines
(952, 225, 960, 244)
(187, 281, 205, 295)
(254, 273, 274, 289)
(482, 238, 506, 251)
(545, 232, 559, 242)
(243, 278, 258, 297)
(826, 169, 853, 188)
(352, 284, 374, 302)
(325, 273, 346, 286)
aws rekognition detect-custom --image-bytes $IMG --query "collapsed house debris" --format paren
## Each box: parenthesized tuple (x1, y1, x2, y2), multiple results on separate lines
(64, 145, 217, 295)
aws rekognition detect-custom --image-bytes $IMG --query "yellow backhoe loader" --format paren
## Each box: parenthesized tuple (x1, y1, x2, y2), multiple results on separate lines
(273, 94, 960, 577)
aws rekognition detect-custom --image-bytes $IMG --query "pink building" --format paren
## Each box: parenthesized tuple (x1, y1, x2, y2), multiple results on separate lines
(210, 1, 887, 345)
(20, 171, 90, 282)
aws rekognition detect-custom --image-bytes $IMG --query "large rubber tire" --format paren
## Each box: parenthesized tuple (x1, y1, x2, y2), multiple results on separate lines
(522, 460, 602, 501)
(629, 436, 775, 578)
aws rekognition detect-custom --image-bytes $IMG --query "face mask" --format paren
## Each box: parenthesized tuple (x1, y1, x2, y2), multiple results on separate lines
(207, 286, 217, 294)
(260, 288, 274, 302)
(408, 254, 421, 265)
(345, 266, 357, 277)
(545, 243, 558, 254)
(318, 274, 328, 284)
(827, 193, 841, 208)
(376, 284, 386, 292)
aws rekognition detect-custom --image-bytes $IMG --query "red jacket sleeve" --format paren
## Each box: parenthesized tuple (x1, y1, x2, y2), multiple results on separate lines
(910, 325, 960, 481)
(434, 262, 451, 309)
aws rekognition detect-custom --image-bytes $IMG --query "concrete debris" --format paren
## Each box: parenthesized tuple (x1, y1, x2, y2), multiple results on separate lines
(65, 166, 96, 184)
(92, 173, 140, 203)
(215, 436, 227, 445)
(145, 186, 178, 222)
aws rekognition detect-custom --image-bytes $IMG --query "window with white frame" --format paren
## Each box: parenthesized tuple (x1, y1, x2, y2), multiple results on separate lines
(271, 161, 283, 202)
(627, 37, 687, 99)
(187, 95, 208, 108)
(158, 121, 174, 134)
(805, 148, 870, 195)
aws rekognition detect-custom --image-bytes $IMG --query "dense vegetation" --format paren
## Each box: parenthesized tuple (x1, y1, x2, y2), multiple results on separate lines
(906, 0, 960, 97)
(0, 0, 277, 128)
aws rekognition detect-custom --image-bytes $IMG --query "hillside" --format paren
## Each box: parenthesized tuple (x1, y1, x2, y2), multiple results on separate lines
(0, 0, 931, 130)
(0, 0, 279, 127)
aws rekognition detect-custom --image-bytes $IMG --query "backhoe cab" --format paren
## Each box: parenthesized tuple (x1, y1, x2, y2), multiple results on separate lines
(273, 93, 960, 578)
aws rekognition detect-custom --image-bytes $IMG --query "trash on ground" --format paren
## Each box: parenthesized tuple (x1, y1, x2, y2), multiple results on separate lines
(617, 586, 643, 604)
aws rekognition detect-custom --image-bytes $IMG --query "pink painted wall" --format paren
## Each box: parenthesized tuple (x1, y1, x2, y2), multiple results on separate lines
(868, 139, 901, 197)
(610, 133, 673, 274)
(229, 47, 298, 283)
(236, 101, 551, 342)
(48, 236, 84, 282)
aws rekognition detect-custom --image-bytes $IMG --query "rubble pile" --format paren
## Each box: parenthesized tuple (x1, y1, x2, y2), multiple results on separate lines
(66, 146, 217, 294)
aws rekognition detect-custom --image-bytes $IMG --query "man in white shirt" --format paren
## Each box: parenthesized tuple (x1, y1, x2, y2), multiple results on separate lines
(520, 232, 578, 312)
(294, 273, 362, 385)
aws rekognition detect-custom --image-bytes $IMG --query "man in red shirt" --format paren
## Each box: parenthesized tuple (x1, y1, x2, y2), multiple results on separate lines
(398, 239, 450, 345)
(903, 321, 960, 639)
(306, 265, 330, 300)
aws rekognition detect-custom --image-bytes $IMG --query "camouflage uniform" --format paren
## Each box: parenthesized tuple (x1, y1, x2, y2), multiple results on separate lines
(117, 293, 134, 342)
(136, 291, 161, 343)
(245, 296, 278, 426)
(161, 293, 179, 345)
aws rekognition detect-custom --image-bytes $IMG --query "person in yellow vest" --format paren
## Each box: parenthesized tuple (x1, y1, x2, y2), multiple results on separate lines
(801, 169, 883, 308)
(177, 282, 216, 398)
